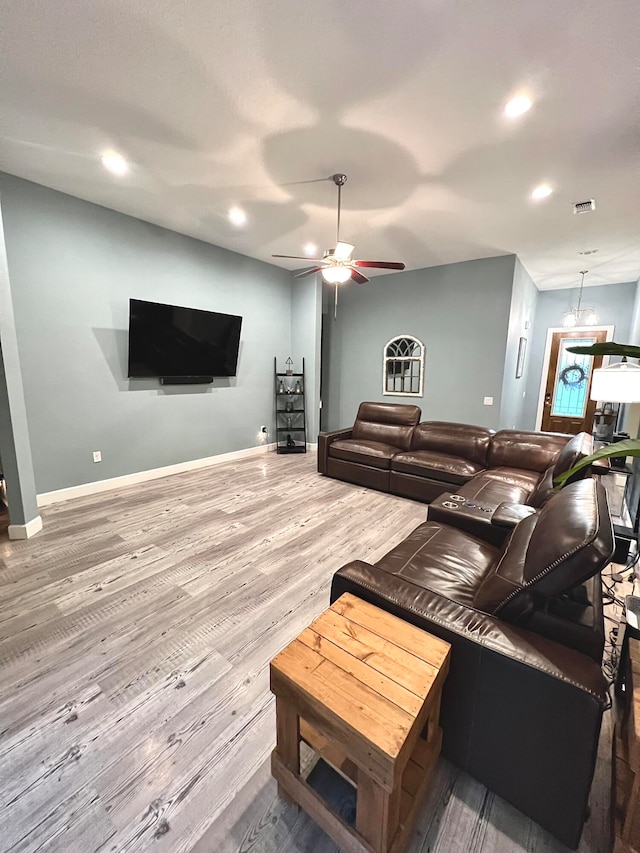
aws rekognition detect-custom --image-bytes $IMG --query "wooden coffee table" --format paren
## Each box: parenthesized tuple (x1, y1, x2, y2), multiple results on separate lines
(270, 592, 450, 853)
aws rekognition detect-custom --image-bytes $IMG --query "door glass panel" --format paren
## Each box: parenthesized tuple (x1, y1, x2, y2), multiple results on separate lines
(550, 337, 595, 418)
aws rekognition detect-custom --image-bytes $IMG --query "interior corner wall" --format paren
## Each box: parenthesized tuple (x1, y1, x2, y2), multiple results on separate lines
(498, 258, 538, 430)
(522, 279, 637, 430)
(0, 198, 39, 525)
(321, 254, 516, 431)
(0, 173, 293, 494)
(290, 275, 322, 442)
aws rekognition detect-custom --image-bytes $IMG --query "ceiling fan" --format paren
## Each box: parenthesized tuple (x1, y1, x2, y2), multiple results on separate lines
(272, 173, 406, 285)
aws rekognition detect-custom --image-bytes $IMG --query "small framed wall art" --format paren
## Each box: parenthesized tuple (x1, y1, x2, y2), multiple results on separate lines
(516, 336, 527, 379)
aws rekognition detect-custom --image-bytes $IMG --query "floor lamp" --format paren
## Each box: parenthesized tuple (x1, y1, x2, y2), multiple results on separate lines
(591, 358, 640, 439)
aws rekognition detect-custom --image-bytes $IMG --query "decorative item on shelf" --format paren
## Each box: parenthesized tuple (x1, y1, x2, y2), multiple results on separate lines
(286, 434, 295, 448)
(294, 380, 301, 394)
(562, 270, 597, 328)
(286, 416, 292, 429)
(278, 378, 285, 394)
(285, 400, 293, 413)
(285, 357, 293, 376)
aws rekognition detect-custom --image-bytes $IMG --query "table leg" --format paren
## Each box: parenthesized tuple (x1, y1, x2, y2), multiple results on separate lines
(356, 773, 400, 853)
(275, 696, 300, 807)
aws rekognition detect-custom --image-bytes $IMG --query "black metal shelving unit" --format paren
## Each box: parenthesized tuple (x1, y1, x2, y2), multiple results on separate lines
(274, 357, 307, 454)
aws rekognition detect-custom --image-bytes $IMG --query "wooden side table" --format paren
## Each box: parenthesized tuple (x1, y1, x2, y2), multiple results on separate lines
(614, 637, 640, 853)
(270, 592, 451, 853)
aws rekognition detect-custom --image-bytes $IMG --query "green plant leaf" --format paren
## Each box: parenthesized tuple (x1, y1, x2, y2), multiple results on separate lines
(554, 438, 640, 488)
(566, 342, 640, 358)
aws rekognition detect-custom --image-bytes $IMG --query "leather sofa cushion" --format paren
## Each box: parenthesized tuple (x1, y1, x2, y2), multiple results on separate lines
(455, 475, 531, 506)
(473, 479, 614, 622)
(487, 430, 570, 473)
(375, 520, 499, 607)
(479, 467, 541, 493)
(529, 432, 595, 507)
(553, 431, 593, 479)
(351, 401, 421, 452)
(391, 451, 484, 483)
(409, 421, 493, 466)
(329, 438, 398, 470)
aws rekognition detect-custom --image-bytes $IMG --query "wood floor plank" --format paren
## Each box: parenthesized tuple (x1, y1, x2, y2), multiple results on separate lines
(0, 452, 614, 853)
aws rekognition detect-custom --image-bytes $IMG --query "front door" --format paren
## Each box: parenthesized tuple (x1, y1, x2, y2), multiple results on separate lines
(541, 329, 607, 434)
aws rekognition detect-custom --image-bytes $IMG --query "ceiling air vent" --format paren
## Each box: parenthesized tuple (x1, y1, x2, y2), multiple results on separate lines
(573, 199, 596, 214)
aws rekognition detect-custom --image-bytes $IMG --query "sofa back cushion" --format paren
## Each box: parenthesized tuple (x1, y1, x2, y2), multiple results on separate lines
(409, 421, 494, 466)
(528, 432, 594, 507)
(473, 479, 613, 622)
(351, 401, 421, 451)
(487, 429, 571, 473)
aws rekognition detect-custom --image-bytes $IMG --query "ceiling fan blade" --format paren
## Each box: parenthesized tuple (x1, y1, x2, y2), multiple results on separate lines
(353, 260, 406, 270)
(349, 269, 369, 284)
(294, 266, 325, 278)
(333, 241, 355, 261)
(273, 254, 325, 262)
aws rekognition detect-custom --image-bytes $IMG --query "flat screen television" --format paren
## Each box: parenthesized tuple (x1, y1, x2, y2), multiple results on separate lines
(127, 299, 242, 379)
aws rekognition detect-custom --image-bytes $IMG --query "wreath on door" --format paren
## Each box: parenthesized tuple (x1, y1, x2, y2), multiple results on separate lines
(559, 364, 587, 387)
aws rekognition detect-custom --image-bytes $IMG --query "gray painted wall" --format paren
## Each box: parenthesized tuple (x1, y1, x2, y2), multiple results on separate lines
(499, 258, 539, 430)
(522, 280, 637, 429)
(0, 201, 39, 524)
(290, 276, 322, 442)
(322, 254, 516, 431)
(0, 174, 293, 493)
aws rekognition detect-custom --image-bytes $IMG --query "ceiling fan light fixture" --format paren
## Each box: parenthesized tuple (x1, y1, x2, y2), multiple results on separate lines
(322, 265, 351, 284)
(332, 241, 355, 261)
(562, 271, 597, 328)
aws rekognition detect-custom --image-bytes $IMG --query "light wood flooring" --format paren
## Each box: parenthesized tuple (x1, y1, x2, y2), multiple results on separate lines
(0, 452, 616, 852)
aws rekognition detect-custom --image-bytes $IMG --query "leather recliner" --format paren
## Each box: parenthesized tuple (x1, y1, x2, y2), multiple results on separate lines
(330, 478, 614, 849)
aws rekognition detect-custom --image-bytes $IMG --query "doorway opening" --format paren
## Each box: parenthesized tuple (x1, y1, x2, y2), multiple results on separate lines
(535, 326, 614, 434)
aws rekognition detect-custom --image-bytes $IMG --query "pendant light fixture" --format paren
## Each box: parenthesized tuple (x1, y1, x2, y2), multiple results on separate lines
(563, 270, 597, 327)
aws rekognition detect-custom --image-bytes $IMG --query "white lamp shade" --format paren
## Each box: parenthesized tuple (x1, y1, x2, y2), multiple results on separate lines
(590, 361, 640, 403)
(322, 265, 351, 284)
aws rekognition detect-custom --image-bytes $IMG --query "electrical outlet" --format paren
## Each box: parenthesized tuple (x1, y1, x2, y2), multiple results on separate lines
(483, 396, 493, 406)
(93, 451, 102, 463)
(260, 425, 268, 433)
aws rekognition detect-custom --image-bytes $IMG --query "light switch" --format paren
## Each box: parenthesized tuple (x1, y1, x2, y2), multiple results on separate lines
(483, 396, 493, 406)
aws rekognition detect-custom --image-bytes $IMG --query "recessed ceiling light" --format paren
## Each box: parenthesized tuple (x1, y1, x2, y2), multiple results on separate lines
(228, 206, 247, 227)
(578, 248, 599, 256)
(303, 242, 318, 256)
(100, 152, 129, 176)
(531, 183, 553, 200)
(504, 95, 532, 118)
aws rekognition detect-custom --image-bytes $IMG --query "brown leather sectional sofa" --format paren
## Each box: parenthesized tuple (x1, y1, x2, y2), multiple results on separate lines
(318, 400, 593, 508)
(319, 403, 613, 848)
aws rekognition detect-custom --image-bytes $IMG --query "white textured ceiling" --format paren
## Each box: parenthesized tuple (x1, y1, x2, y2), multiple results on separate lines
(1, 0, 639, 290)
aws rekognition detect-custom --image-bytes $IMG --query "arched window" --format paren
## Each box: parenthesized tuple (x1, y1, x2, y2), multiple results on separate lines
(383, 335, 425, 397)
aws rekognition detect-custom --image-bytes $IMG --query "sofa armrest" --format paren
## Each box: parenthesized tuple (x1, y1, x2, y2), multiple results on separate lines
(317, 428, 353, 474)
(330, 560, 607, 848)
(491, 502, 536, 529)
(330, 561, 606, 701)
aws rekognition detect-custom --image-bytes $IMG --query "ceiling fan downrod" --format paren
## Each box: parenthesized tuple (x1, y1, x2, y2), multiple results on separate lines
(331, 173, 347, 246)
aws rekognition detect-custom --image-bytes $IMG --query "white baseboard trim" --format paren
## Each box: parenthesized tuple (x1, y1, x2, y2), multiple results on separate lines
(307, 443, 318, 451)
(37, 443, 277, 507)
(8, 515, 43, 539)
